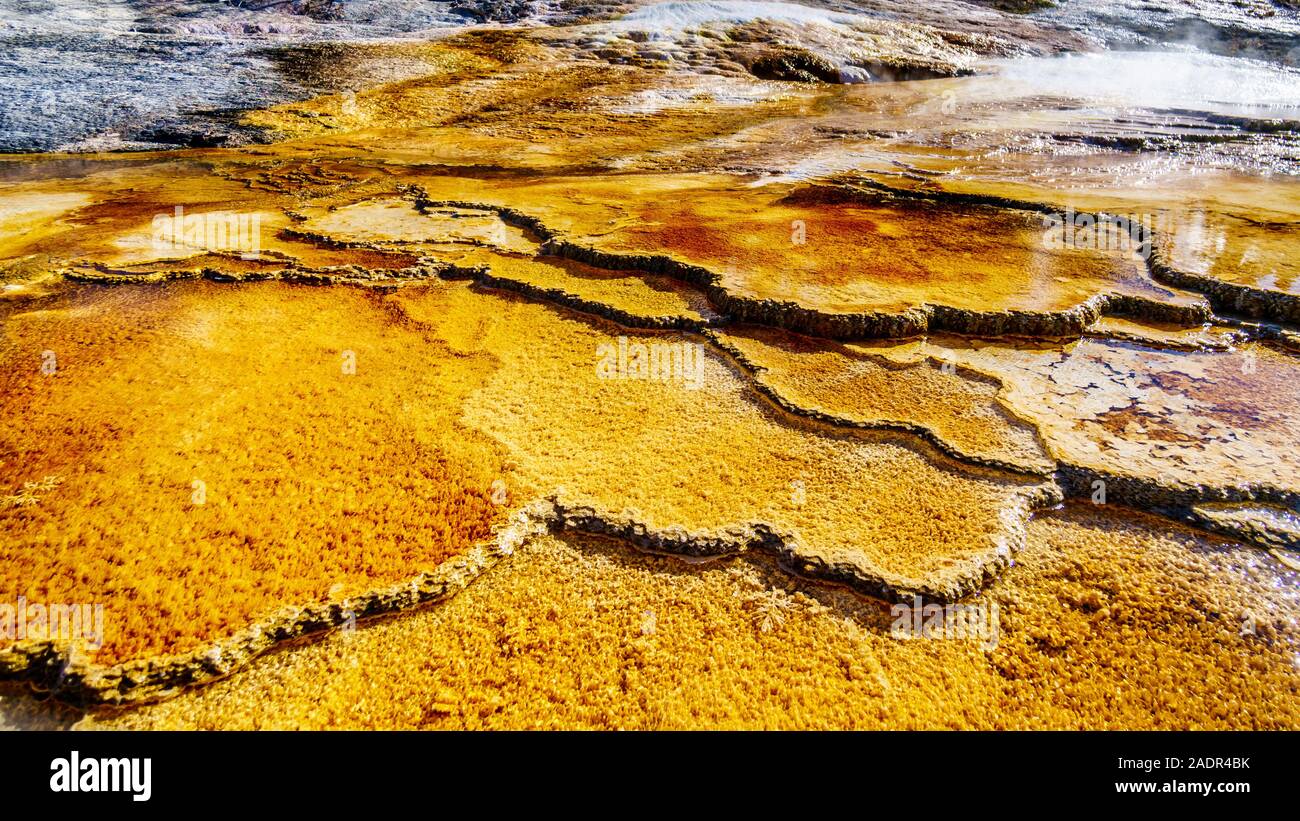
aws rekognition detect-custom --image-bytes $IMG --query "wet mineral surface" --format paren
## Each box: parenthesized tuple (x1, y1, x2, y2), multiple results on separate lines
(1, 0, 1298, 729)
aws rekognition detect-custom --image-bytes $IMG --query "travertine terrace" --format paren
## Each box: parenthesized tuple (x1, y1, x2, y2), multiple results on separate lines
(1, 0, 1298, 728)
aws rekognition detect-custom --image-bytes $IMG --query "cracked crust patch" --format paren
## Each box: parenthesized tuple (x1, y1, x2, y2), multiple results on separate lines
(882, 335, 1300, 504)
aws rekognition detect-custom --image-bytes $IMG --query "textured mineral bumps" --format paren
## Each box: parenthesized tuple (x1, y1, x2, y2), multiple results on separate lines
(0, 282, 508, 665)
(81, 505, 1300, 731)
(1, 275, 1058, 677)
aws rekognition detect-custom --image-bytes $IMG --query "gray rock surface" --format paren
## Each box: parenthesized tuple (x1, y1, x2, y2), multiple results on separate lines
(0, 0, 468, 151)
(1, 0, 1297, 151)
